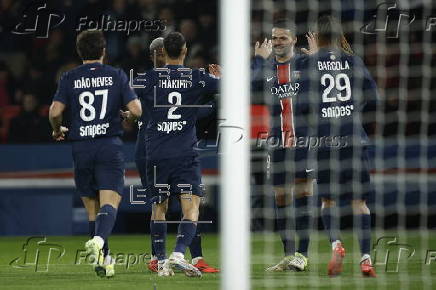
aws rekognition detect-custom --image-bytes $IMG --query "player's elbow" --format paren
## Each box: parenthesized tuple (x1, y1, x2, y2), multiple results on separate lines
(49, 101, 65, 120)
(127, 99, 142, 118)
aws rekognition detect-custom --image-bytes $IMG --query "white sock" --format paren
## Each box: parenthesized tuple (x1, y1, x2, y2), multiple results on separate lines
(171, 252, 184, 259)
(192, 257, 203, 265)
(92, 236, 104, 248)
(332, 240, 341, 250)
(360, 254, 371, 264)
(150, 255, 158, 261)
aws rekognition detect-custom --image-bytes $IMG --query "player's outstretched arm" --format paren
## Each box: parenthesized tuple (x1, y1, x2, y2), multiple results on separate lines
(49, 101, 68, 141)
(301, 31, 319, 55)
(126, 99, 142, 119)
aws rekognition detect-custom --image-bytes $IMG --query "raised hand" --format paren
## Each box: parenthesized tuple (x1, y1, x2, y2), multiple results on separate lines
(209, 64, 221, 78)
(301, 31, 319, 55)
(255, 38, 272, 59)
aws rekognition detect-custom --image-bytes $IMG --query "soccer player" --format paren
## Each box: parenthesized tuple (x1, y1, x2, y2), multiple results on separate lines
(133, 32, 219, 277)
(295, 15, 378, 277)
(132, 37, 218, 273)
(49, 30, 142, 278)
(252, 19, 313, 272)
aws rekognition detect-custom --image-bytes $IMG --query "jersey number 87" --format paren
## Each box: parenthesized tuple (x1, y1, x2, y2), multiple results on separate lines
(79, 89, 108, 121)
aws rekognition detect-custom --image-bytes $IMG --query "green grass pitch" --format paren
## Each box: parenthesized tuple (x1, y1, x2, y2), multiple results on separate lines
(0, 231, 435, 289)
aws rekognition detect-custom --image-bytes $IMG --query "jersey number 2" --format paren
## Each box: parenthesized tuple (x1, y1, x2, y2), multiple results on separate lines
(79, 89, 108, 122)
(167, 92, 181, 119)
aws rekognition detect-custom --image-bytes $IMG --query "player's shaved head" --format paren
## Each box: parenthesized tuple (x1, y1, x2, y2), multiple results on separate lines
(163, 32, 186, 59)
(76, 30, 106, 61)
(149, 37, 165, 68)
(149, 37, 164, 54)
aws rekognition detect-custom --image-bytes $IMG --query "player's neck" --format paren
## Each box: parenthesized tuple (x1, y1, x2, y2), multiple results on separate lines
(83, 59, 103, 65)
(318, 40, 339, 51)
(165, 57, 183, 66)
(275, 50, 294, 63)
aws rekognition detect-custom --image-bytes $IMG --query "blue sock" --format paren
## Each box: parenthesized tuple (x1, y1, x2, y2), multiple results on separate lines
(295, 196, 312, 257)
(321, 207, 341, 243)
(95, 204, 117, 241)
(358, 214, 371, 255)
(151, 221, 167, 260)
(174, 219, 197, 255)
(150, 219, 156, 257)
(102, 240, 109, 257)
(89, 220, 109, 256)
(276, 205, 295, 256)
(88, 221, 95, 237)
(189, 225, 203, 259)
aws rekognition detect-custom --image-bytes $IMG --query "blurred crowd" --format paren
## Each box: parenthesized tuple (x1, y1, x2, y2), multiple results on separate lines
(1, 0, 436, 143)
(0, 0, 218, 143)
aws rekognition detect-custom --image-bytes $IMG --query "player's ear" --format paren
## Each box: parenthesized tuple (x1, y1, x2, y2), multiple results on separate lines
(181, 45, 187, 58)
(101, 48, 106, 61)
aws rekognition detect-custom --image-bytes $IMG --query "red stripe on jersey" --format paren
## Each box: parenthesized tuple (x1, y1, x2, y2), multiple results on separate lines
(277, 63, 295, 147)
(277, 63, 290, 84)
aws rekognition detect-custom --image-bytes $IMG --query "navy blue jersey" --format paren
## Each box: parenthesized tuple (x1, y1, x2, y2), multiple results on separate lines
(53, 62, 137, 141)
(134, 97, 150, 161)
(134, 65, 219, 160)
(295, 48, 379, 149)
(251, 54, 308, 147)
(134, 98, 216, 161)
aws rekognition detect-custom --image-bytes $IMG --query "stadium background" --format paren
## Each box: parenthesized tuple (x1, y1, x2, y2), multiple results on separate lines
(0, 1, 435, 288)
(1, 0, 435, 234)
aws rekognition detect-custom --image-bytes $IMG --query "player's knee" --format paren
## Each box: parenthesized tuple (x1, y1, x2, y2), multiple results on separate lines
(321, 198, 336, 208)
(182, 206, 199, 221)
(151, 200, 168, 220)
(352, 200, 370, 215)
(152, 207, 166, 220)
(99, 190, 122, 209)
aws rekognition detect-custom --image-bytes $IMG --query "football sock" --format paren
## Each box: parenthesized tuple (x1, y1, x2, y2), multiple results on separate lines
(95, 204, 117, 241)
(357, 214, 371, 255)
(89, 220, 109, 256)
(88, 221, 95, 237)
(276, 204, 296, 256)
(150, 219, 156, 258)
(174, 219, 197, 255)
(295, 196, 312, 257)
(321, 207, 341, 243)
(189, 225, 203, 259)
(151, 220, 167, 260)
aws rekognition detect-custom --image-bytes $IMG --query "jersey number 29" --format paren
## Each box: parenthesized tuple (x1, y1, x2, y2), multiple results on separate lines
(321, 73, 351, 103)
